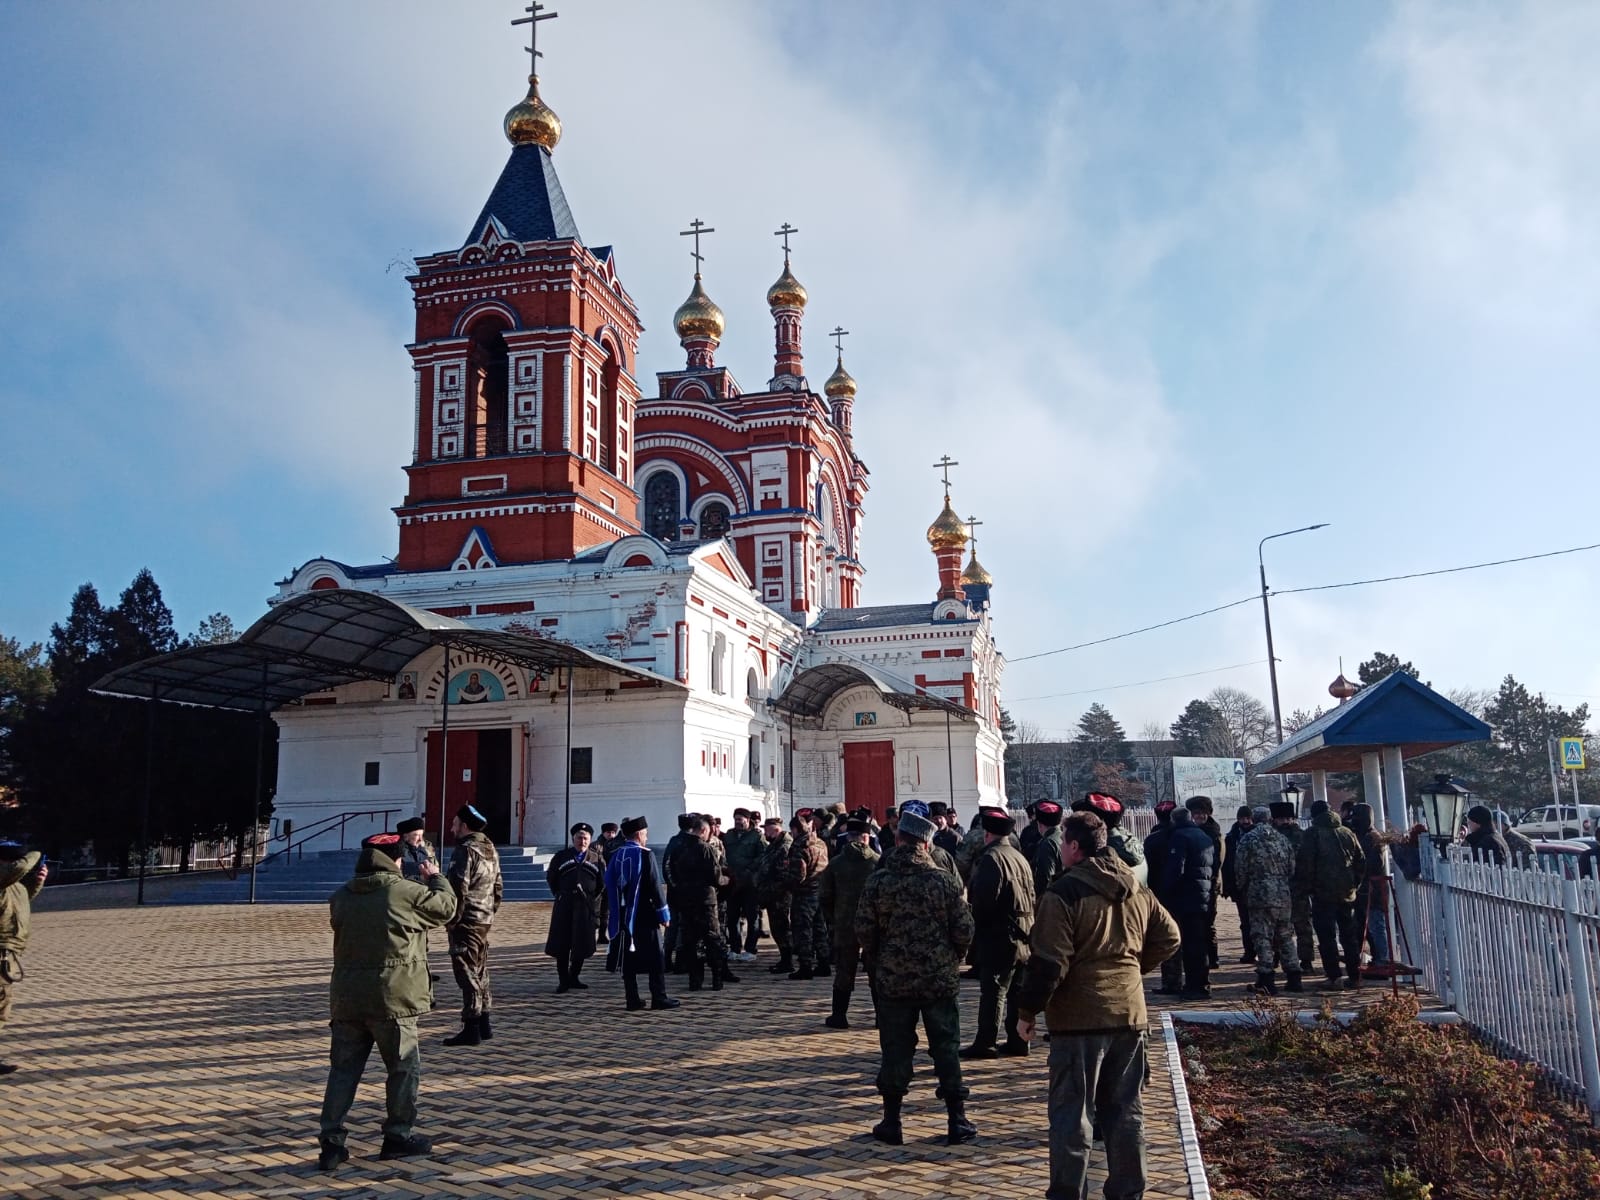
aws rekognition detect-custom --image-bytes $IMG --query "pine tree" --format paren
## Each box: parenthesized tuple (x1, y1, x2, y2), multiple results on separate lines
(1170, 699, 1230, 756)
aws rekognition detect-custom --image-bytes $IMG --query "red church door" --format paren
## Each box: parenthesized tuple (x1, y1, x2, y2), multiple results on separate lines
(843, 741, 896, 821)
(425, 729, 480, 848)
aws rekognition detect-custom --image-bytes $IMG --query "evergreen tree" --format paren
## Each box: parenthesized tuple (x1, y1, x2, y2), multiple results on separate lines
(191, 612, 238, 646)
(1170, 699, 1230, 756)
(109, 568, 179, 660)
(1357, 651, 1426, 689)
(1075, 703, 1135, 773)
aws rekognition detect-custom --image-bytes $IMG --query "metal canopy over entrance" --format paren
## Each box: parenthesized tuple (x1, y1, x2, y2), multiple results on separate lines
(90, 589, 686, 904)
(92, 589, 682, 711)
(770, 661, 974, 721)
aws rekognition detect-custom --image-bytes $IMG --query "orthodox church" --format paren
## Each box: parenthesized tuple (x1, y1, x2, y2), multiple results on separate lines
(264, 41, 1008, 850)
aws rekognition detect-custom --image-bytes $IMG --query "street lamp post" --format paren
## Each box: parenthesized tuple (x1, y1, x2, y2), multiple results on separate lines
(1258, 524, 1330, 744)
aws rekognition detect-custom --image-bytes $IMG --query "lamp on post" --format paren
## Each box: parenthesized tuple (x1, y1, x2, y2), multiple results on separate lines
(1280, 780, 1302, 816)
(1258, 523, 1330, 745)
(1418, 773, 1470, 851)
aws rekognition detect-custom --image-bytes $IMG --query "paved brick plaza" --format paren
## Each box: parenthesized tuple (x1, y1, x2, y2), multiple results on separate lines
(0, 900, 1233, 1199)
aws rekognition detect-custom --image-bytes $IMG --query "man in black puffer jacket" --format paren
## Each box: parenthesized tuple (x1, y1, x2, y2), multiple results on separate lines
(1163, 807, 1217, 1000)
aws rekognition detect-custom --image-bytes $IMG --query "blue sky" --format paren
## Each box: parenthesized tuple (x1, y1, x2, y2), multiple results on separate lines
(3, 1, 1597, 739)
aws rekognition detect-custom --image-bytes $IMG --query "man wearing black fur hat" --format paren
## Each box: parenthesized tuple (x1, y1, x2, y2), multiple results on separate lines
(604, 816, 680, 1011)
(396, 817, 438, 881)
(546, 822, 606, 993)
(661, 813, 697, 972)
(1030, 801, 1066, 898)
(962, 807, 1034, 1058)
(442, 804, 502, 1047)
(318, 832, 456, 1170)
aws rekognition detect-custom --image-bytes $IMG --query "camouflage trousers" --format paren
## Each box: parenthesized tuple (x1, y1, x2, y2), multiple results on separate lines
(319, 1015, 420, 1145)
(763, 895, 791, 952)
(790, 889, 824, 969)
(876, 994, 966, 1101)
(1248, 904, 1299, 979)
(448, 923, 493, 1019)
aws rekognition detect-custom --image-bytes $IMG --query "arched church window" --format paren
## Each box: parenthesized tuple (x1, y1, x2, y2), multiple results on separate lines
(643, 472, 680, 541)
(466, 318, 510, 458)
(699, 502, 730, 541)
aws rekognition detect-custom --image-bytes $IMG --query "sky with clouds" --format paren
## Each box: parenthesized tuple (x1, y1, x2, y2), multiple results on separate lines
(3, 0, 1597, 740)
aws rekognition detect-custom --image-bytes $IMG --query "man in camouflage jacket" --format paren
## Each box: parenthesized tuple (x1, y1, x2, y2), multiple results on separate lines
(442, 804, 503, 1046)
(1295, 799, 1367, 989)
(1234, 800, 1303, 994)
(855, 809, 977, 1147)
(819, 818, 880, 1029)
(756, 818, 794, 973)
(785, 814, 830, 979)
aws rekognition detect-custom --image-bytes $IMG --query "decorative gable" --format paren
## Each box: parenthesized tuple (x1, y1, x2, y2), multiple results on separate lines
(452, 527, 500, 572)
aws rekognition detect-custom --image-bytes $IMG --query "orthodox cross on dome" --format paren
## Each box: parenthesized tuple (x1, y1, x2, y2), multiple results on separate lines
(679, 218, 715, 276)
(830, 325, 850, 355)
(511, 3, 559, 75)
(932, 454, 959, 496)
(774, 222, 799, 261)
(965, 515, 983, 545)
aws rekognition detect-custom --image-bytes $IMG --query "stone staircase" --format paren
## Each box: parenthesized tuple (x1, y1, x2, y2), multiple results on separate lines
(159, 846, 555, 905)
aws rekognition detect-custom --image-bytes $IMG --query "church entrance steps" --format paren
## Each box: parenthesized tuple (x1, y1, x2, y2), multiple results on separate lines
(155, 846, 557, 905)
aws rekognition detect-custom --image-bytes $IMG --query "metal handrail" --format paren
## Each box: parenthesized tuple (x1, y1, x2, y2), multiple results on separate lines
(249, 807, 403, 870)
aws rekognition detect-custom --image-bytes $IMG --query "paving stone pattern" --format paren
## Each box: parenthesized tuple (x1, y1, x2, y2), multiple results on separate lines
(2, 901, 1348, 1198)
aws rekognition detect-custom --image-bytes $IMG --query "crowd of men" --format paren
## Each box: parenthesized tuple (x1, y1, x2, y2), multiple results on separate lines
(310, 792, 1186, 1198)
(0, 785, 1410, 1194)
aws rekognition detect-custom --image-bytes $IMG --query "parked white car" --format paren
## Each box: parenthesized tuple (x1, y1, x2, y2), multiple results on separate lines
(1516, 804, 1600, 840)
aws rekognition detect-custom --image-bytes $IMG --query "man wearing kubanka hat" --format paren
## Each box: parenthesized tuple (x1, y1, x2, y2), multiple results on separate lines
(545, 822, 607, 993)
(441, 804, 503, 1047)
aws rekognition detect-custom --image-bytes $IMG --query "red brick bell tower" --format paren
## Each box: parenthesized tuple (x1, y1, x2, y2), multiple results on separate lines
(395, 52, 644, 572)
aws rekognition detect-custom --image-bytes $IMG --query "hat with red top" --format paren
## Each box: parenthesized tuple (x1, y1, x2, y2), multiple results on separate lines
(1075, 793, 1125, 828)
(1034, 800, 1063, 827)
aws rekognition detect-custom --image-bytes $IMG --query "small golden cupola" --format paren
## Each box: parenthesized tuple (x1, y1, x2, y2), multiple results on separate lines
(767, 260, 808, 310)
(926, 497, 968, 550)
(504, 76, 562, 150)
(824, 353, 857, 400)
(674, 276, 725, 342)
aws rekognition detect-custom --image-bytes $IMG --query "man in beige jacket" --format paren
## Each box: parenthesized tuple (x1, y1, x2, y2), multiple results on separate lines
(1016, 811, 1180, 1200)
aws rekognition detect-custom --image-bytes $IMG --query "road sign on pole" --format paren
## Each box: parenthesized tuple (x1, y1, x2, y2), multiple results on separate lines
(1560, 737, 1586, 771)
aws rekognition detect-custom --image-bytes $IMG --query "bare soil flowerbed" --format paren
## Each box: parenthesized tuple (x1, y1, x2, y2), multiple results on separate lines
(1177, 994, 1600, 1199)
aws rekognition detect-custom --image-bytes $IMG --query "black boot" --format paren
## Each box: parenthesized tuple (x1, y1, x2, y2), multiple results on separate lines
(788, 964, 815, 981)
(769, 951, 793, 974)
(477, 1012, 493, 1040)
(824, 991, 850, 1029)
(1250, 972, 1277, 996)
(1285, 973, 1304, 993)
(650, 995, 681, 1010)
(555, 967, 572, 995)
(443, 1020, 481, 1046)
(960, 1042, 999, 1060)
(568, 962, 588, 990)
(316, 1141, 349, 1172)
(688, 964, 705, 992)
(999, 1037, 1030, 1057)
(945, 1098, 978, 1145)
(871, 1095, 904, 1145)
(378, 1132, 433, 1160)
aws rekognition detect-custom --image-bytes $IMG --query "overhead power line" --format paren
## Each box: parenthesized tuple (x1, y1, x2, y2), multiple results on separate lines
(1010, 658, 1266, 702)
(1010, 540, 1600, 665)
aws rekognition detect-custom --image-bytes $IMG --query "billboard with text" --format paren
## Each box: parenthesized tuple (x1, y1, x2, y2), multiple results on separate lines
(1171, 756, 1249, 810)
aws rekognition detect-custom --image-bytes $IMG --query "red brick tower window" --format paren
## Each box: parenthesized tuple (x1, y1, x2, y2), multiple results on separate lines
(465, 317, 511, 458)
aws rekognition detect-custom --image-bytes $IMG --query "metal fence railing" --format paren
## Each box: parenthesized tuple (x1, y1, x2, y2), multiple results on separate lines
(1406, 846, 1600, 1123)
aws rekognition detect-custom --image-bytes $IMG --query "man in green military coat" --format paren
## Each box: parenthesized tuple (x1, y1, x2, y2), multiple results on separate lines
(962, 808, 1034, 1058)
(0, 842, 49, 1076)
(856, 807, 976, 1147)
(819, 817, 880, 1030)
(318, 832, 457, 1170)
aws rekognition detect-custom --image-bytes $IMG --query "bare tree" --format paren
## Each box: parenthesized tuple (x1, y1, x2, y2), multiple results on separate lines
(1205, 686, 1275, 763)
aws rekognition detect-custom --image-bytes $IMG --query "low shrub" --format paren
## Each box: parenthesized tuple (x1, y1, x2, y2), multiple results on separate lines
(1184, 993, 1600, 1199)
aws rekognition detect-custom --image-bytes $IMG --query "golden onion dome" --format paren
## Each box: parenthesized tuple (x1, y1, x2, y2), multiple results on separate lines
(673, 274, 725, 341)
(926, 498, 968, 550)
(766, 260, 808, 309)
(505, 76, 562, 149)
(960, 554, 993, 587)
(1329, 672, 1360, 701)
(824, 353, 857, 399)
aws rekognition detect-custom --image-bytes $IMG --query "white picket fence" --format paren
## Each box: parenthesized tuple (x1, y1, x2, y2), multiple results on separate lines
(1404, 846, 1600, 1121)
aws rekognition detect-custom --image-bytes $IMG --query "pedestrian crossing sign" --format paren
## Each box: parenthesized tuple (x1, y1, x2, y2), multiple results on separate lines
(1561, 737, 1586, 770)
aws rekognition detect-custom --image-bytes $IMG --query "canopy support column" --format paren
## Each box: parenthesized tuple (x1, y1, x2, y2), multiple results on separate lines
(250, 662, 267, 903)
(137, 687, 160, 906)
(564, 668, 574, 837)
(436, 644, 451, 851)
